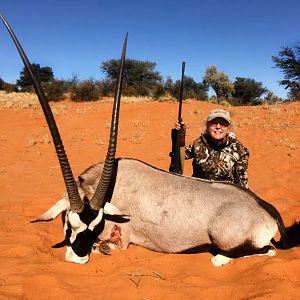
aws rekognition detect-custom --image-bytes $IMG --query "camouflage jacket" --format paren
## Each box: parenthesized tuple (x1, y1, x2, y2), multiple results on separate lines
(185, 133, 249, 188)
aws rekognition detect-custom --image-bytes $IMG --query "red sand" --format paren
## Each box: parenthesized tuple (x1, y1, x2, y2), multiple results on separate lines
(0, 99, 299, 299)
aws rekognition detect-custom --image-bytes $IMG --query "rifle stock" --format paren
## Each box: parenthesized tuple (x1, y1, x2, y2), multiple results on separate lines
(169, 62, 185, 174)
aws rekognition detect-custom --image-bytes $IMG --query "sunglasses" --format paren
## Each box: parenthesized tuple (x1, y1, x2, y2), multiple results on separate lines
(209, 118, 230, 127)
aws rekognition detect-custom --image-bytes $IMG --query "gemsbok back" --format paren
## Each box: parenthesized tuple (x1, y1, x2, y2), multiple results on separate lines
(1, 14, 299, 266)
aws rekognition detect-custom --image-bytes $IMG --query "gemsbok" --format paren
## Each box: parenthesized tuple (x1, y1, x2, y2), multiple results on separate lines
(1, 14, 299, 266)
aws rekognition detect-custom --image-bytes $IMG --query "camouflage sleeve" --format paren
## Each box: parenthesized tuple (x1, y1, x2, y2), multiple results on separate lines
(184, 143, 194, 160)
(235, 152, 249, 188)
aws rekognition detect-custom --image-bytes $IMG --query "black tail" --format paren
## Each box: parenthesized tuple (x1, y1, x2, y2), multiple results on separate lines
(272, 221, 300, 249)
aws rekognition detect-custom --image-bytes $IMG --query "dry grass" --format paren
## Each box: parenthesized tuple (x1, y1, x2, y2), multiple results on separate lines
(119, 133, 128, 141)
(51, 103, 68, 115)
(131, 132, 144, 144)
(119, 95, 175, 103)
(232, 103, 300, 132)
(142, 120, 151, 127)
(220, 100, 231, 106)
(235, 118, 254, 128)
(156, 96, 176, 102)
(207, 98, 218, 104)
(278, 137, 297, 149)
(132, 119, 140, 127)
(27, 133, 51, 147)
(95, 137, 105, 146)
(121, 96, 153, 103)
(190, 107, 202, 115)
(124, 270, 165, 289)
(0, 91, 67, 115)
(0, 91, 39, 109)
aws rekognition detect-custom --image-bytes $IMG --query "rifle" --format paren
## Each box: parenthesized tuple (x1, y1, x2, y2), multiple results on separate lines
(169, 61, 185, 175)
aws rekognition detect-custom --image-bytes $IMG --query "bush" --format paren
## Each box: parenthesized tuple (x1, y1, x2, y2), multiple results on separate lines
(219, 99, 232, 106)
(2, 83, 18, 93)
(70, 79, 101, 102)
(42, 80, 66, 102)
(170, 76, 208, 100)
(152, 83, 165, 99)
(98, 79, 114, 97)
(225, 98, 245, 106)
(0, 78, 18, 92)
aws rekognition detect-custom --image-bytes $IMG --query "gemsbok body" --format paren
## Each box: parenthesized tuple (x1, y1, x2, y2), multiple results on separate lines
(1, 14, 299, 266)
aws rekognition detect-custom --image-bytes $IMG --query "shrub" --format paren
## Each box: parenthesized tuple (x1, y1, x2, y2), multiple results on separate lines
(0, 78, 18, 92)
(98, 79, 114, 97)
(219, 99, 231, 106)
(3, 83, 18, 93)
(152, 83, 165, 99)
(42, 80, 66, 102)
(70, 79, 101, 102)
(171, 76, 208, 100)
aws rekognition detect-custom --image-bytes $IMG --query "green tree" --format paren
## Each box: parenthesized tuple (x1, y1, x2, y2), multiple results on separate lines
(163, 76, 174, 95)
(101, 59, 162, 96)
(232, 77, 267, 104)
(17, 63, 54, 91)
(171, 76, 208, 100)
(272, 45, 300, 100)
(0, 78, 4, 90)
(203, 65, 234, 101)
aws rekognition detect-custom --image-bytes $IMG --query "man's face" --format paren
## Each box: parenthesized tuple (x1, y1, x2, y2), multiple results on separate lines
(207, 117, 230, 141)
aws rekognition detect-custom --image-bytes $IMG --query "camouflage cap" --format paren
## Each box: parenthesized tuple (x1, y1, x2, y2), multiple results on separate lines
(207, 109, 231, 124)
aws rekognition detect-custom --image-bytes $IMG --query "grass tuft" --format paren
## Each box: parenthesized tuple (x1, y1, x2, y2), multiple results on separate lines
(0, 91, 39, 109)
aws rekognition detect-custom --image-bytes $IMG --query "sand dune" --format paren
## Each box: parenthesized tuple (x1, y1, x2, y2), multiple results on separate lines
(0, 99, 299, 299)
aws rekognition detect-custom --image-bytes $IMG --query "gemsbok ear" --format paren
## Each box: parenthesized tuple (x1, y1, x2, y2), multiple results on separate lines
(30, 198, 69, 223)
(103, 202, 128, 216)
(52, 240, 68, 248)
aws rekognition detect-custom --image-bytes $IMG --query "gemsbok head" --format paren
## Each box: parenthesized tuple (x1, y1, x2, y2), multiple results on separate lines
(0, 14, 128, 263)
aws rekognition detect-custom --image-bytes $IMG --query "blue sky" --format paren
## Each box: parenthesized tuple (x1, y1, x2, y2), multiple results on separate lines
(0, 0, 299, 98)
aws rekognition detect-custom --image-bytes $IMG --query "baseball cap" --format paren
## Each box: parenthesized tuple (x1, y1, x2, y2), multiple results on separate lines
(207, 109, 231, 124)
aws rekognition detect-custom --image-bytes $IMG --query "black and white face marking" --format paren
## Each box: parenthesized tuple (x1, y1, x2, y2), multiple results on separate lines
(64, 205, 105, 264)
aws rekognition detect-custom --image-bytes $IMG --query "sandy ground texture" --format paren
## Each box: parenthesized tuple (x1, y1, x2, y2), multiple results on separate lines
(0, 98, 299, 299)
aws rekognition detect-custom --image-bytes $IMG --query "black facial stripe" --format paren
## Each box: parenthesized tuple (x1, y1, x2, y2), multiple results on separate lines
(64, 204, 105, 257)
(78, 205, 100, 225)
(70, 219, 105, 257)
(65, 223, 72, 246)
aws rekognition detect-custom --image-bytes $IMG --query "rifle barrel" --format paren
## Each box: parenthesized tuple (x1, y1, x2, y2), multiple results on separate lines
(178, 61, 185, 122)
